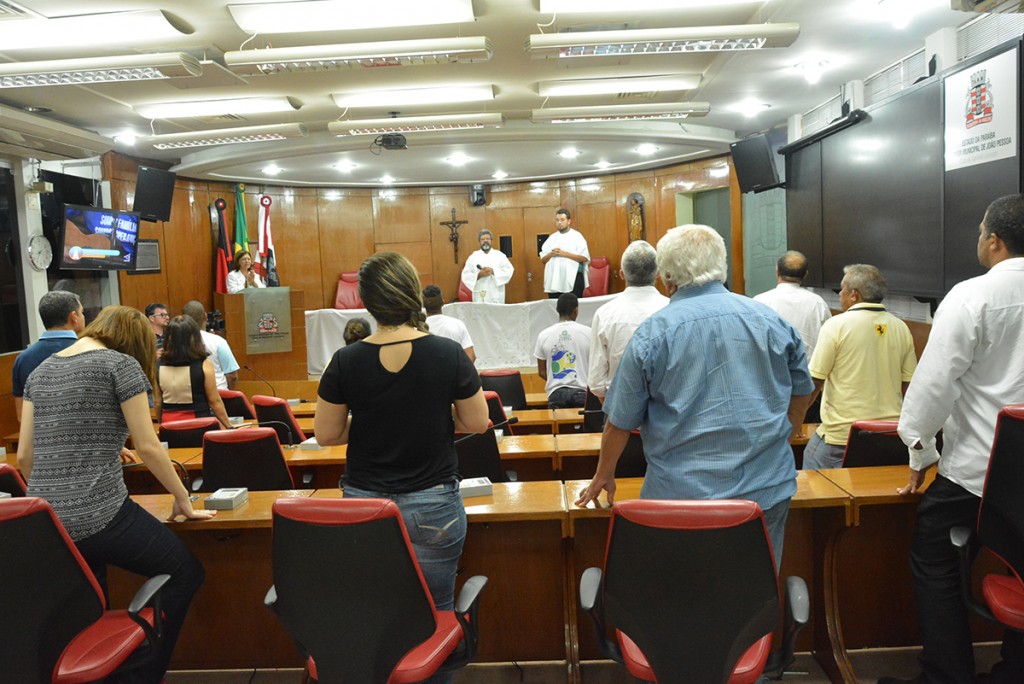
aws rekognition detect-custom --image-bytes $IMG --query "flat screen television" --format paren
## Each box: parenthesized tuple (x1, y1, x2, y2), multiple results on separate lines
(59, 203, 140, 270)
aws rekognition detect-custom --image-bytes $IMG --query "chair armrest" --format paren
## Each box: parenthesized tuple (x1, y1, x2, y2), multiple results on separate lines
(191, 476, 203, 492)
(786, 576, 810, 627)
(454, 575, 487, 615)
(578, 567, 622, 663)
(446, 575, 488, 670)
(127, 573, 171, 649)
(765, 576, 810, 678)
(950, 526, 995, 621)
(301, 470, 314, 486)
(264, 585, 278, 610)
(579, 567, 602, 612)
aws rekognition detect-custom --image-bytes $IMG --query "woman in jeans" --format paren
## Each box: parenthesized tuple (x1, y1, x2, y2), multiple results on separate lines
(315, 252, 488, 634)
(18, 305, 216, 683)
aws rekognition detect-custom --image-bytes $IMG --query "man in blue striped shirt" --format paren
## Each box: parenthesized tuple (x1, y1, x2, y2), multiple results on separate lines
(575, 224, 814, 567)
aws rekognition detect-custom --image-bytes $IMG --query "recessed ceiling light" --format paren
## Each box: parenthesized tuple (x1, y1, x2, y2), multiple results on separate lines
(334, 160, 358, 172)
(263, 164, 282, 176)
(728, 99, 771, 117)
(636, 144, 659, 156)
(113, 130, 138, 146)
(594, 161, 613, 169)
(445, 152, 473, 166)
(380, 174, 396, 184)
(332, 85, 494, 108)
(796, 60, 829, 85)
(559, 148, 581, 159)
(492, 170, 509, 180)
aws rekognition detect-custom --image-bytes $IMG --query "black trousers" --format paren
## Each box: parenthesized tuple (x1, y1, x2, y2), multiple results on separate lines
(546, 270, 585, 299)
(910, 474, 1024, 683)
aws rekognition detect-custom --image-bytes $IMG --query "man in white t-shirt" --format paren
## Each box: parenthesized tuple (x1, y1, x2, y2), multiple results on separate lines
(589, 240, 668, 399)
(753, 251, 832, 360)
(460, 229, 515, 303)
(535, 293, 591, 408)
(423, 285, 475, 363)
(183, 300, 240, 390)
(540, 208, 589, 298)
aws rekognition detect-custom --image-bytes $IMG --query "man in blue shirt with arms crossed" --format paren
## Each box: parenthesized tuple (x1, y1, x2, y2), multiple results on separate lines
(13, 290, 85, 421)
(575, 224, 814, 568)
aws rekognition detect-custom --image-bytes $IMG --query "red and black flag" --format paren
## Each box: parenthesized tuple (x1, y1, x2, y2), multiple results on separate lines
(213, 198, 230, 294)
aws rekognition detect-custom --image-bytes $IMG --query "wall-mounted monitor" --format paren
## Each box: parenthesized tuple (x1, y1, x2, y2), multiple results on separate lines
(60, 203, 140, 271)
(132, 166, 176, 222)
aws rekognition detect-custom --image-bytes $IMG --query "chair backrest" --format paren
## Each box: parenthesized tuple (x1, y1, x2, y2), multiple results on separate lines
(0, 497, 106, 684)
(841, 420, 912, 468)
(252, 395, 307, 445)
(479, 369, 527, 411)
(583, 256, 610, 298)
(0, 463, 27, 496)
(615, 431, 647, 478)
(483, 391, 513, 435)
(201, 428, 295, 492)
(600, 499, 779, 684)
(455, 425, 511, 483)
(458, 279, 473, 302)
(334, 272, 364, 310)
(581, 388, 605, 433)
(978, 405, 1024, 581)
(271, 497, 439, 683)
(218, 388, 256, 420)
(159, 417, 221, 449)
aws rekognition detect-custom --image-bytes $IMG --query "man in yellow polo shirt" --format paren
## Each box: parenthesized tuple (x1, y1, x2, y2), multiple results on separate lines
(802, 264, 917, 470)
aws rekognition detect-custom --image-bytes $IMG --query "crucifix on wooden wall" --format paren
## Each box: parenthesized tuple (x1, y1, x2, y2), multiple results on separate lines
(440, 208, 469, 264)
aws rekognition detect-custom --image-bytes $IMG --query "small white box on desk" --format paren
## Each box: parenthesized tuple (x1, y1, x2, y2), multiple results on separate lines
(299, 437, 322, 450)
(459, 477, 493, 498)
(204, 487, 249, 510)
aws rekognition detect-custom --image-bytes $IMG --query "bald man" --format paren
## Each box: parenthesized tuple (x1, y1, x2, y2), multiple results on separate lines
(753, 250, 832, 360)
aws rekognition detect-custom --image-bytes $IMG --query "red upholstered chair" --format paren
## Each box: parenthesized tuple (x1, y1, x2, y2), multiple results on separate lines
(480, 369, 527, 411)
(580, 500, 809, 683)
(197, 428, 295, 493)
(265, 497, 487, 683)
(334, 272, 364, 310)
(0, 462, 27, 496)
(483, 390, 515, 436)
(218, 388, 256, 420)
(159, 417, 221, 449)
(253, 394, 307, 446)
(582, 256, 610, 297)
(0, 497, 169, 684)
(457, 279, 473, 302)
(951, 405, 1024, 634)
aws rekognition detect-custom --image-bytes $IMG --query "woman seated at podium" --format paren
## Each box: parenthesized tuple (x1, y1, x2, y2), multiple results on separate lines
(158, 315, 232, 428)
(315, 252, 489, 655)
(226, 249, 265, 294)
(17, 305, 215, 682)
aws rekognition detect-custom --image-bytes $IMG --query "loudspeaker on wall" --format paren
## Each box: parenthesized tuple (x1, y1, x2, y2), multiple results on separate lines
(470, 184, 487, 206)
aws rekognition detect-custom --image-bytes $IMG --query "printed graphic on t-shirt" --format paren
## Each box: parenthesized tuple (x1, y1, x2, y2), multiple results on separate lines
(551, 330, 579, 380)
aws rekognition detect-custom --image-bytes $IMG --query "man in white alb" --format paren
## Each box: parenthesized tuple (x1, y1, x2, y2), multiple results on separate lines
(589, 240, 668, 399)
(753, 250, 832, 360)
(460, 229, 514, 303)
(423, 285, 475, 363)
(540, 208, 589, 298)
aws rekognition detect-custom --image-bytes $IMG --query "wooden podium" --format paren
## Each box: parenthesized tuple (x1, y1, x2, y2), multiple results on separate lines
(214, 289, 308, 382)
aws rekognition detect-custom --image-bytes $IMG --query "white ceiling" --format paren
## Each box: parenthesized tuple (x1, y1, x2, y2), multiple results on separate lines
(0, 0, 980, 187)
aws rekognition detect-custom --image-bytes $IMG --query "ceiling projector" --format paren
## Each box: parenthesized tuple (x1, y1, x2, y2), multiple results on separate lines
(379, 133, 408, 150)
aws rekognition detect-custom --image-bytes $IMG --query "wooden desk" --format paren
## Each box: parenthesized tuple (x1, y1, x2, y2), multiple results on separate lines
(552, 408, 585, 434)
(525, 392, 548, 408)
(289, 401, 317, 417)
(508, 408, 554, 434)
(295, 416, 314, 433)
(3, 430, 18, 455)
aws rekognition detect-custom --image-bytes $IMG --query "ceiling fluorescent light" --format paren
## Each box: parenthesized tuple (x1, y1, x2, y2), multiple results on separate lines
(228, 0, 474, 33)
(542, 0, 764, 9)
(531, 102, 710, 123)
(329, 113, 503, 136)
(142, 123, 308, 150)
(134, 96, 301, 119)
(332, 85, 494, 108)
(226, 37, 491, 75)
(0, 10, 191, 51)
(538, 74, 700, 97)
(527, 23, 799, 59)
(0, 53, 202, 88)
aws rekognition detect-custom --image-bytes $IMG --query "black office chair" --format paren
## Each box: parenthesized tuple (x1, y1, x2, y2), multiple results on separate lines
(159, 417, 221, 449)
(580, 388, 606, 434)
(194, 427, 295, 493)
(951, 405, 1024, 637)
(0, 497, 169, 684)
(841, 420, 944, 468)
(253, 394, 307, 446)
(615, 431, 647, 478)
(0, 462, 27, 496)
(455, 424, 514, 483)
(266, 497, 487, 683)
(580, 499, 809, 684)
(218, 388, 256, 420)
(480, 369, 528, 411)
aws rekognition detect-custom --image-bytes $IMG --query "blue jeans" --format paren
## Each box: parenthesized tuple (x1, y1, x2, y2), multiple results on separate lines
(762, 498, 790, 574)
(75, 497, 205, 684)
(342, 481, 467, 612)
(802, 432, 846, 470)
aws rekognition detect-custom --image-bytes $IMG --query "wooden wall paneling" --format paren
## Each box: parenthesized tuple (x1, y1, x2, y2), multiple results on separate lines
(245, 188, 324, 312)
(523, 206, 558, 301)
(575, 200, 617, 293)
(613, 175, 657, 294)
(728, 158, 746, 294)
(165, 186, 219, 313)
(486, 182, 560, 210)
(373, 188, 430, 245)
(429, 192, 485, 301)
(559, 178, 576, 216)
(316, 190, 374, 310)
(0, 352, 19, 454)
(484, 206, 527, 303)
(374, 241, 434, 287)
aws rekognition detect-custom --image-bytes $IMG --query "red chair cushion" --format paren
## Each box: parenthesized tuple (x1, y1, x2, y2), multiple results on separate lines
(53, 609, 155, 684)
(983, 574, 1024, 630)
(617, 630, 772, 684)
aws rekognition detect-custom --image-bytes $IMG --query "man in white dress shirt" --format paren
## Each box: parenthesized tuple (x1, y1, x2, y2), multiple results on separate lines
(880, 194, 1024, 684)
(540, 208, 589, 298)
(423, 285, 475, 363)
(588, 240, 668, 399)
(182, 300, 240, 390)
(460, 229, 515, 303)
(753, 251, 832, 359)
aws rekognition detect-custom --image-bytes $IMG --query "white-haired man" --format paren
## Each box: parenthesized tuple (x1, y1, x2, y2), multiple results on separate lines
(575, 225, 814, 567)
(588, 240, 668, 399)
(460, 229, 514, 304)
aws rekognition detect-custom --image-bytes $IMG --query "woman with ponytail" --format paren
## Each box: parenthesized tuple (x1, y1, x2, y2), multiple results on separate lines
(314, 252, 488, 651)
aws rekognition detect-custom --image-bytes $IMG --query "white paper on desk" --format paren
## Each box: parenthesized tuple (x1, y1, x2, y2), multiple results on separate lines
(300, 437, 323, 450)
